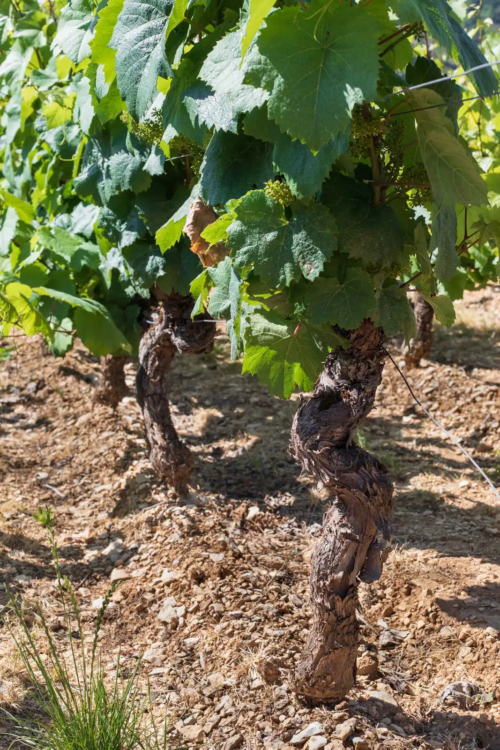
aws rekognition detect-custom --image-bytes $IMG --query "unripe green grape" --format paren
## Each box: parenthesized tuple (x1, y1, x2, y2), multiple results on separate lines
(264, 179, 295, 206)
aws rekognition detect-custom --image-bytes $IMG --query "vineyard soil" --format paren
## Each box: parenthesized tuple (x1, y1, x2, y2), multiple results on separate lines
(2, 286, 500, 750)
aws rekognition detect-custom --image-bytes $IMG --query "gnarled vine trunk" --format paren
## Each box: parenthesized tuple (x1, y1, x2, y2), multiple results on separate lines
(136, 292, 214, 496)
(94, 354, 129, 408)
(289, 320, 394, 702)
(404, 293, 434, 368)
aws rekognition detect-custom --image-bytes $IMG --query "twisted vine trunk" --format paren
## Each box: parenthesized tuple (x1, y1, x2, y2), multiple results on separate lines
(94, 354, 129, 408)
(136, 292, 214, 496)
(289, 320, 394, 702)
(404, 293, 434, 368)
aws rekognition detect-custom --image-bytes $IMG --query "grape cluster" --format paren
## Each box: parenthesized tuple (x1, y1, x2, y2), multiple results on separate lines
(121, 109, 164, 145)
(383, 119, 405, 158)
(350, 108, 384, 158)
(399, 163, 433, 206)
(169, 134, 204, 178)
(264, 179, 295, 206)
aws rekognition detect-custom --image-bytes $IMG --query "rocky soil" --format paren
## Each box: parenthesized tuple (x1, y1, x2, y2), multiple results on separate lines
(1, 285, 500, 750)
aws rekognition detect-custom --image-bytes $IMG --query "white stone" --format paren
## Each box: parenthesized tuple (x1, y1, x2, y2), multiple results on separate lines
(110, 568, 130, 582)
(161, 569, 179, 583)
(291, 722, 325, 745)
(246, 505, 261, 520)
(308, 737, 328, 750)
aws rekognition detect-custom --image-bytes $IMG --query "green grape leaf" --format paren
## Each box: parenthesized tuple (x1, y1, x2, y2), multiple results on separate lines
(373, 283, 416, 339)
(241, 0, 275, 58)
(74, 125, 152, 204)
(91, 0, 125, 84)
(161, 27, 230, 144)
(406, 56, 463, 134)
(207, 256, 242, 357)
(51, 317, 74, 357)
(155, 186, 193, 252)
(447, 16, 498, 97)
(34, 287, 131, 354)
(408, 89, 487, 207)
(70, 203, 100, 238)
(422, 293, 455, 326)
(201, 213, 233, 246)
(322, 175, 403, 269)
(0, 208, 18, 253)
(110, 0, 174, 119)
(246, 0, 380, 151)
(207, 256, 241, 319)
(200, 132, 273, 206)
(243, 104, 282, 143)
(304, 268, 376, 329)
(273, 131, 349, 200)
(242, 309, 345, 399)
(53, 0, 95, 64)
(1, 282, 50, 337)
(156, 238, 203, 295)
(187, 30, 268, 133)
(227, 191, 337, 287)
(396, 0, 497, 96)
(0, 190, 35, 224)
(432, 203, 458, 281)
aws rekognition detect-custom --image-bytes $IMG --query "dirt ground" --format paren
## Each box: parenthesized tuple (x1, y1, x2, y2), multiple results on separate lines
(2, 286, 500, 750)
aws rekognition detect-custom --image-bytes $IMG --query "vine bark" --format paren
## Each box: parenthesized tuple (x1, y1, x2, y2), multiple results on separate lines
(136, 292, 215, 495)
(404, 293, 434, 368)
(289, 320, 394, 702)
(94, 354, 129, 408)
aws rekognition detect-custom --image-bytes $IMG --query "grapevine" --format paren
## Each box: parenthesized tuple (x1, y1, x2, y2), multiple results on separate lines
(1, 0, 500, 708)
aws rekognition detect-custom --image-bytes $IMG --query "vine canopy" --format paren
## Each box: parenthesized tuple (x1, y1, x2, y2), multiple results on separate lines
(1, 0, 500, 397)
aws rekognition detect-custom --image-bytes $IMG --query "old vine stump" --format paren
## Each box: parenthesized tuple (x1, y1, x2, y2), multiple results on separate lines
(289, 320, 394, 702)
(94, 354, 129, 408)
(136, 292, 214, 495)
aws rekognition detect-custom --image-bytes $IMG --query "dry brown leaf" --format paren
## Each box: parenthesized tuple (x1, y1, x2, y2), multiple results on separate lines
(184, 196, 228, 268)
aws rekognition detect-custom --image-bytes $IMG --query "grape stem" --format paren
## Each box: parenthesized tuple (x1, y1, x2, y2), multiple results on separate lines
(378, 24, 413, 47)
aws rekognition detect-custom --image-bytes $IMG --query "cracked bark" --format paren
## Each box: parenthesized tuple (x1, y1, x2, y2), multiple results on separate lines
(404, 293, 434, 368)
(136, 292, 215, 496)
(289, 320, 394, 702)
(94, 354, 129, 408)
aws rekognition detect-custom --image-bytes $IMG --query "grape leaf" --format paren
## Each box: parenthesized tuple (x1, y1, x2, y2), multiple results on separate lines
(406, 56, 463, 134)
(241, 0, 275, 58)
(34, 286, 131, 354)
(53, 0, 94, 64)
(74, 125, 152, 204)
(226, 191, 337, 287)
(396, 0, 497, 96)
(187, 29, 268, 132)
(207, 256, 242, 357)
(246, 0, 380, 151)
(321, 175, 403, 269)
(110, 0, 174, 119)
(242, 309, 344, 398)
(447, 16, 498, 98)
(304, 268, 376, 329)
(409, 89, 488, 207)
(200, 132, 273, 206)
(422, 293, 455, 326)
(373, 283, 416, 339)
(273, 131, 349, 200)
(432, 203, 458, 281)
(91, 0, 125, 84)
(156, 237, 203, 295)
(155, 186, 194, 252)
(0, 189, 35, 224)
(207, 257, 241, 319)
